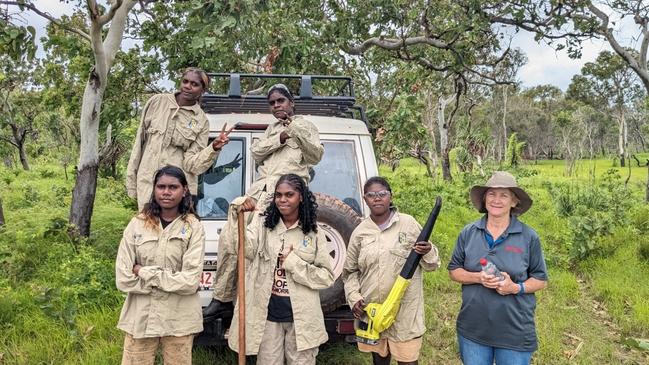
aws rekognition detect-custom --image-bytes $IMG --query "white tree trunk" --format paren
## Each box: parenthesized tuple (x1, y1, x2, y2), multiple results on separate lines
(437, 94, 455, 181)
(69, 0, 137, 236)
(422, 91, 439, 179)
(617, 109, 626, 168)
(646, 161, 649, 203)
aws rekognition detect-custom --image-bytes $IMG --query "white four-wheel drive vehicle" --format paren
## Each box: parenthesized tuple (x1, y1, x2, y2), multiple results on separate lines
(194, 74, 377, 345)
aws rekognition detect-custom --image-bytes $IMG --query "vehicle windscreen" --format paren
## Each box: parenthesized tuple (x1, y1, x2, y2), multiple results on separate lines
(196, 137, 245, 219)
(309, 140, 363, 214)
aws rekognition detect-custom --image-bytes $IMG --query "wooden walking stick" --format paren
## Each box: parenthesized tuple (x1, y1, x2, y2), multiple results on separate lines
(237, 210, 246, 365)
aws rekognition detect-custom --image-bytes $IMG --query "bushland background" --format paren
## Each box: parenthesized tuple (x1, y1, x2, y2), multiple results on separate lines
(1, 1, 649, 364)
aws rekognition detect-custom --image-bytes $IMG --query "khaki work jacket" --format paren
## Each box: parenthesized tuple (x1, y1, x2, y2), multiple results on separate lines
(343, 211, 441, 341)
(116, 214, 205, 338)
(126, 94, 219, 209)
(225, 198, 334, 354)
(248, 116, 324, 199)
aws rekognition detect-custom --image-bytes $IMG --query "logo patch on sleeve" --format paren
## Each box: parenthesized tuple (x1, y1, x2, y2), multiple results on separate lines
(181, 223, 192, 237)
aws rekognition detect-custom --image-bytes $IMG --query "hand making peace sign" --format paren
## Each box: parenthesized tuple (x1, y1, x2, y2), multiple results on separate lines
(211, 123, 234, 151)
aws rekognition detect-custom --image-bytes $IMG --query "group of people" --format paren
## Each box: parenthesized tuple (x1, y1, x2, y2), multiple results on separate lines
(115, 68, 548, 365)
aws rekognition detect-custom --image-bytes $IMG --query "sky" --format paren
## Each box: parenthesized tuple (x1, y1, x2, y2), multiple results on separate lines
(16, 1, 639, 92)
(511, 33, 611, 90)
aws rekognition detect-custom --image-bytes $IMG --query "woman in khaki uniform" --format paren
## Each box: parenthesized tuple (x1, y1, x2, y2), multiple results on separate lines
(343, 176, 441, 365)
(204, 84, 324, 319)
(225, 174, 334, 364)
(126, 68, 232, 210)
(116, 166, 205, 365)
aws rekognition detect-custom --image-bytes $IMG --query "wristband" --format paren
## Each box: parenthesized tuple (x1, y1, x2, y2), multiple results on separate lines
(518, 282, 525, 295)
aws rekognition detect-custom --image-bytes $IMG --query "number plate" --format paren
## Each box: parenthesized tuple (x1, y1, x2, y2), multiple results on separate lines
(200, 271, 214, 291)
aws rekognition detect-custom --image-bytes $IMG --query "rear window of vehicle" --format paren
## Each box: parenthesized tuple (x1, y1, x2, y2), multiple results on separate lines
(196, 138, 245, 219)
(309, 140, 363, 214)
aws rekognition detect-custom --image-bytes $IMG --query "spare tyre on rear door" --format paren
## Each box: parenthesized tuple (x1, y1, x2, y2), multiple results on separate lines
(314, 193, 363, 313)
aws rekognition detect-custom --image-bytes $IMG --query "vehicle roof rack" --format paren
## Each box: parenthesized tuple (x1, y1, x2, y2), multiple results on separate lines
(201, 73, 368, 124)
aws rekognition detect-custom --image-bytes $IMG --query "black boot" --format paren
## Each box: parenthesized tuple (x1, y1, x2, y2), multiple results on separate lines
(203, 298, 234, 319)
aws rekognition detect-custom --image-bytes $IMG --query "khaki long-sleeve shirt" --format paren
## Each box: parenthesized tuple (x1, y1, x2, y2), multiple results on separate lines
(224, 198, 334, 354)
(116, 214, 205, 338)
(126, 94, 219, 209)
(247, 116, 324, 199)
(343, 211, 440, 341)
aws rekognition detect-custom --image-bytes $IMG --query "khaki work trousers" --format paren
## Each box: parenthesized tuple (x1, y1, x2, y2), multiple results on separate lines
(121, 333, 193, 365)
(256, 321, 318, 365)
(212, 191, 272, 302)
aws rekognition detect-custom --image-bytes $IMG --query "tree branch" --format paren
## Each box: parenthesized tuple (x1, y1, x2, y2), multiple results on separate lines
(635, 11, 649, 68)
(0, 1, 91, 42)
(587, 1, 649, 91)
(447, 77, 465, 127)
(86, 0, 100, 22)
(0, 135, 18, 148)
(490, 15, 591, 40)
(345, 36, 449, 55)
(97, 0, 123, 27)
(415, 57, 452, 72)
(138, 0, 156, 19)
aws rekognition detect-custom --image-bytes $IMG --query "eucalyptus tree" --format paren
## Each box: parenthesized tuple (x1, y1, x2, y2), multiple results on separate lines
(495, 0, 649, 95)
(137, 0, 353, 79)
(0, 55, 41, 170)
(627, 98, 649, 153)
(321, 0, 527, 180)
(37, 13, 161, 178)
(0, 0, 146, 236)
(0, 9, 36, 61)
(512, 85, 564, 160)
(567, 51, 644, 167)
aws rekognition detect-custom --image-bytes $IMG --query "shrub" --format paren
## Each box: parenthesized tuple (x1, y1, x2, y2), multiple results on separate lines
(47, 247, 121, 311)
(543, 171, 635, 262)
(0, 281, 20, 327)
(1, 170, 14, 185)
(38, 168, 56, 179)
(96, 176, 132, 208)
(450, 146, 472, 172)
(51, 184, 71, 206)
(628, 204, 649, 234)
(639, 240, 649, 263)
(21, 183, 41, 207)
(505, 132, 526, 167)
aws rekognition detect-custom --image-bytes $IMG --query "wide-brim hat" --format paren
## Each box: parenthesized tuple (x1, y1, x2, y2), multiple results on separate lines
(469, 171, 532, 216)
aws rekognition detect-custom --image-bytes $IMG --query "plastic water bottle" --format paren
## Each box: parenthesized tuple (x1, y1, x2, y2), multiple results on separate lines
(480, 257, 504, 281)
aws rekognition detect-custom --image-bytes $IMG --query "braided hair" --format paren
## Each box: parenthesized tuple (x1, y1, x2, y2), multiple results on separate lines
(141, 165, 196, 230)
(264, 174, 318, 234)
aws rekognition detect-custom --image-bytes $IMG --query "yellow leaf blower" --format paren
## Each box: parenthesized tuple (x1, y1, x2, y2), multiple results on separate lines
(356, 197, 442, 344)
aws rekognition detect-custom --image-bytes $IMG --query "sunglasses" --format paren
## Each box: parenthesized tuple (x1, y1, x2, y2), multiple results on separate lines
(364, 190, 391, 199)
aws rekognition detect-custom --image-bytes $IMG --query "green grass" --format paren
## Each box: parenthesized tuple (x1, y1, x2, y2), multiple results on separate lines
(581, 235, 649, 337)
(1, 158, 649, 364)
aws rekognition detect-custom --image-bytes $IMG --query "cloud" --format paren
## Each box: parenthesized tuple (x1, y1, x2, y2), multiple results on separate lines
(511, 32, 610, 91)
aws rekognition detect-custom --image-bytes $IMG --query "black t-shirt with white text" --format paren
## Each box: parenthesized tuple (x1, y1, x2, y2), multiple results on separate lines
(267, 252, 293, 322)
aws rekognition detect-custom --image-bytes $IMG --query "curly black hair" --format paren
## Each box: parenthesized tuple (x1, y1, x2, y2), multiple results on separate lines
(264, 174, 318, 234)
(142, 165, 196, 229)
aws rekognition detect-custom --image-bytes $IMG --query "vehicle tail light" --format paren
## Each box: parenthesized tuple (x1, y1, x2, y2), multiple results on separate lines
(337, 319, 355, 334)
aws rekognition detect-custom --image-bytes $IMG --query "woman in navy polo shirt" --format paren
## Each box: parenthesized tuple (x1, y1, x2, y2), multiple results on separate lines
(448, 171, 548, 365)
